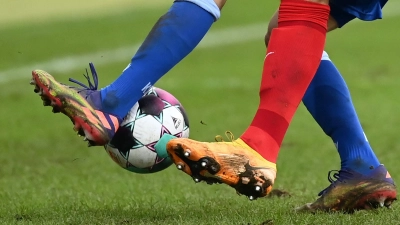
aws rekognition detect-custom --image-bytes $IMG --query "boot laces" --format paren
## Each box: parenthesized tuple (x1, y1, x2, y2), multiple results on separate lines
(68, 62, 99, 93)
(318, 169, 354, 196)
(327, 169, 353, 183)
(214, 131, 235, 142)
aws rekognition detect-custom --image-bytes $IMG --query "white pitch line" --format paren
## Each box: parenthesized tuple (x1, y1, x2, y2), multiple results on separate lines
(0, 3, 399, 85)
(0, 23, 268, 84)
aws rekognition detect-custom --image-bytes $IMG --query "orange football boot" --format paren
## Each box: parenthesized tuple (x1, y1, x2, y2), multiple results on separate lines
(166, 132, 277, 200)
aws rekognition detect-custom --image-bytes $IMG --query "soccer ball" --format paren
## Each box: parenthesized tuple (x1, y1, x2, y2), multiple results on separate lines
(104, 87, 190, 174)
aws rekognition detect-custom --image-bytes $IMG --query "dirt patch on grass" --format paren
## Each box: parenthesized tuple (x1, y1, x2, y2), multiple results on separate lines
(267, 189, 291, 198)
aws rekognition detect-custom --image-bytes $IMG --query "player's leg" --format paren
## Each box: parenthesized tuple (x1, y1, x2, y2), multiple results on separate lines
(297, 0, 396, 212)
(296, 52, 397, 212)
(31, 0, 225, 146)
(167, 0, 331, 199)
(264, 1, 396, 211)
(98, 0, 222, 119)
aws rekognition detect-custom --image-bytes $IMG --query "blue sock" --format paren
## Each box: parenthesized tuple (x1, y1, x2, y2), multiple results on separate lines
(99, 1, 215, 118)
(303, 57, 380, 174)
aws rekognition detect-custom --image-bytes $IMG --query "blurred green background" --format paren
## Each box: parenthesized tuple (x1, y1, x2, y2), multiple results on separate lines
(1, 1, 400, 224)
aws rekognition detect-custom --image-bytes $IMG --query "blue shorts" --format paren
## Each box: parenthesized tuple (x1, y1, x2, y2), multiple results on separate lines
(330, 0, 388, 27)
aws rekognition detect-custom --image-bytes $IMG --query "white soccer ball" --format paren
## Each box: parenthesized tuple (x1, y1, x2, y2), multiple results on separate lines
(104, 87, 189, 173)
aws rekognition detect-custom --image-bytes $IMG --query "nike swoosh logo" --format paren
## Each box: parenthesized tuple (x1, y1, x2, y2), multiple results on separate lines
(265, 51, 275, 59)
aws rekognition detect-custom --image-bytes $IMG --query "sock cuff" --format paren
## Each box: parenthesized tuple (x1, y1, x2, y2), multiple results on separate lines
(278, 0, 330, 32)
(250, 109, 289, 146)
(176, 0, 221, 20)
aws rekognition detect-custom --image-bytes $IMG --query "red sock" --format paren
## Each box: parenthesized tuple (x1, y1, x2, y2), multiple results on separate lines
(240, 0, 330, 163)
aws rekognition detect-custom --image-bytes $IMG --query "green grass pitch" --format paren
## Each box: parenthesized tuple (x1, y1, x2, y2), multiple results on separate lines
(1, 1, 400, 224)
